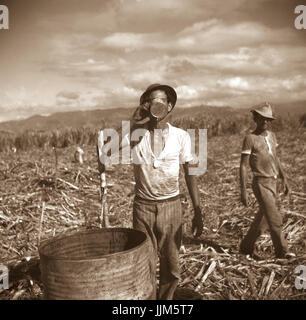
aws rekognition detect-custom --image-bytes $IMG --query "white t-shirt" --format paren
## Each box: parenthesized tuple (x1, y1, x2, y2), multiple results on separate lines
(129, 123, 193, 200)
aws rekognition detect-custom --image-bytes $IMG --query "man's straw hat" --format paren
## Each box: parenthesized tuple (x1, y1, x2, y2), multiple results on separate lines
(140, 83, 177, 108)
(251, 102, 275, 120)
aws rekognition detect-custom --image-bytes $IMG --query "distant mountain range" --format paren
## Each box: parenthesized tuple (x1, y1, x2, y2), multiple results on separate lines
(0, 101, 304, 133)
(0, 108, 133, 133)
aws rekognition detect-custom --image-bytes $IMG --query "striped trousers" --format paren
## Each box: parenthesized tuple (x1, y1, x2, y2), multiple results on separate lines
(133, 195, 182, 300)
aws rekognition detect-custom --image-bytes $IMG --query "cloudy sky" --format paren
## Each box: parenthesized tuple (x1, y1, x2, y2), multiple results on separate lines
(0, 0, 305, 122)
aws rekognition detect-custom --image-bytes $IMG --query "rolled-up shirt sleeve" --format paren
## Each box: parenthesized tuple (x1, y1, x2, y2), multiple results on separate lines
(241, 134, 253, 155)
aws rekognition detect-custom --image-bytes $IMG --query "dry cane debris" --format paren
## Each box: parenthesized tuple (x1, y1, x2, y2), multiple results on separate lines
(0, 129, 305, 300)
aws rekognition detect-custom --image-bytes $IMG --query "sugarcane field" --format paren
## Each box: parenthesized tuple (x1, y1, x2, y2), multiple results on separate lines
(0, 108, 305, 300)
(1, 0, 306, 305)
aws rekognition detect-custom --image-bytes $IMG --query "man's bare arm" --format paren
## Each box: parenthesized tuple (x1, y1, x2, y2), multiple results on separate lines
(240, 154, 249, 206)
(183, 163, 203, 237)
(275, 156, 290, 195)
(183, 163, 200, 209)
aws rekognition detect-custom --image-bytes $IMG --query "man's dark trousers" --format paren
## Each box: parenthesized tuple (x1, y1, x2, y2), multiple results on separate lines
(240, 177, 289, 258)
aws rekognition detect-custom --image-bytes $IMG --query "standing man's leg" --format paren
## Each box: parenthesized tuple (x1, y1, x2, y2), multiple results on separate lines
(156, 198, 182, 300)
(255, 178, 288, 258)
(133, 199, 158, 299)
(240, 210, 264, 254)
(240, 180, 268, 254)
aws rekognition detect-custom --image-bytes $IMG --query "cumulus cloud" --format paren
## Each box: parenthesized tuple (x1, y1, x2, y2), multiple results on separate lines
(99, 19, 300, 54)
(43, 57, 115, 79)
(53, 86, 140, 111)
(218, 77, 250, 90)
(1, 87, 53, 110)
(1, 0, 305, 122)
(56, 91, 80, 100)
(56, 91, 80, 107)
(101, 33, 152, 52)
(176, 85, 200, 100)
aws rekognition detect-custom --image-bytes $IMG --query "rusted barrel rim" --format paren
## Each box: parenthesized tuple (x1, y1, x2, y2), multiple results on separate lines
(38, 228, 148, 262)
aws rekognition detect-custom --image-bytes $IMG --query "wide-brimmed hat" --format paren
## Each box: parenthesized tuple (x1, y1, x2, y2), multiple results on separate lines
(140, 83, 177, 109)
(251, 102, 275, 120)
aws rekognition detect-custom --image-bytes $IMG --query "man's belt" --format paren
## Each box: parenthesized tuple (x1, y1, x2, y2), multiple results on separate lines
(134, 193, 183, 204)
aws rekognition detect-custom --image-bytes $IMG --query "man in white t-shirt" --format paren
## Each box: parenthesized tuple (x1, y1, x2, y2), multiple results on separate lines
(98, 84, 204, 300)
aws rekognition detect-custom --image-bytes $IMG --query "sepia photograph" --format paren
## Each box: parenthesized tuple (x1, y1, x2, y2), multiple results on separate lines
(0, 0, 305, 305)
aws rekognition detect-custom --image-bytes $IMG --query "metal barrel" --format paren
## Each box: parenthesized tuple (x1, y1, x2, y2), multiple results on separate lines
(39, 228, 156, 300)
